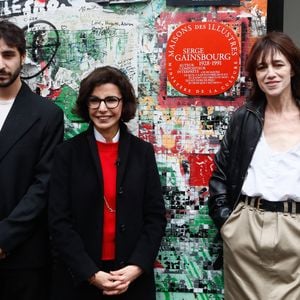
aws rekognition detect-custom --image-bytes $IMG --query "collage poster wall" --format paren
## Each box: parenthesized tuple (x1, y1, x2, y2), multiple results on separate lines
(3, 0, 267, 298)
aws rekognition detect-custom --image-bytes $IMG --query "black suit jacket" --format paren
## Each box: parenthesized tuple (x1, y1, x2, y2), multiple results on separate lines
(49, 123, 166, 296)
(0, 82, 64, 269)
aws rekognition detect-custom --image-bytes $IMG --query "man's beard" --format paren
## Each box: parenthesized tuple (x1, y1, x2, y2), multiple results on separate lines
(0, 65, 22, 88)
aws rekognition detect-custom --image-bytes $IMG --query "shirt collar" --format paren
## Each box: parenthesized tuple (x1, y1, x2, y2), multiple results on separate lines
(93, 127, 120, 143)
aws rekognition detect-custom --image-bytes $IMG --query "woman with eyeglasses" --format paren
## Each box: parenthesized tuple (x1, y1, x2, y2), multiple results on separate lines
(48, 66, 166, 300)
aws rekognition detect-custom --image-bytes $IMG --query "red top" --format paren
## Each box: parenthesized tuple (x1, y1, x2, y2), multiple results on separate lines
(96, 141, 118, 260)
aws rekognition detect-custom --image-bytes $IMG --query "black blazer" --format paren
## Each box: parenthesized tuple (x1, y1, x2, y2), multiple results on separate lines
(49, 122, 166, 297)
(0, 82, 64, 268)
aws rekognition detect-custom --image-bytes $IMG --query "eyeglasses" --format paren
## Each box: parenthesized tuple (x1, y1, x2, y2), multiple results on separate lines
(87, 96, 122, 109)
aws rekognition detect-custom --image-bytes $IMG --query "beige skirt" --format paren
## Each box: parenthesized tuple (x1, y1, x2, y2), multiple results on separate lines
(221, 201, 300, 300)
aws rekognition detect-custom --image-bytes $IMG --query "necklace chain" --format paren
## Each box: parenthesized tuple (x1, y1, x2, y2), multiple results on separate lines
(104, 196, 116, 213)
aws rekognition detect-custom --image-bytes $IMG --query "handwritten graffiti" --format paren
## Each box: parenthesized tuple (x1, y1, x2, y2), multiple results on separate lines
(21, 20, 60, 80)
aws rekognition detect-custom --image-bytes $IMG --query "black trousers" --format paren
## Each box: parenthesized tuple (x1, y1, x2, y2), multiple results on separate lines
(0, 267, 50, 300)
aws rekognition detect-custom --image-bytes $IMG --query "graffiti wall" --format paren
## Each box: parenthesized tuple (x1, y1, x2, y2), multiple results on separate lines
(2, 0, 267, 298)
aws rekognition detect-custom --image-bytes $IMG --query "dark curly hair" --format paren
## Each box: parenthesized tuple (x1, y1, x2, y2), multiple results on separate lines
(0, 19, 26, 56)
(246, 31, 300, 105)
(74, 66, 137, 123)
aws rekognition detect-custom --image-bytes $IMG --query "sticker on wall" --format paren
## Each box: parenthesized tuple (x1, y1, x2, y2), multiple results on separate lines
(166, 21, 240, 96)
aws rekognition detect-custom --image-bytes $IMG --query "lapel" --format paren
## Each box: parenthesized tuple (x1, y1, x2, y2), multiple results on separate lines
(0, 83, 39, 163)
(86, 125, 104, 188)
(86, 122, 131, 191)
(116, 122, 131, 189)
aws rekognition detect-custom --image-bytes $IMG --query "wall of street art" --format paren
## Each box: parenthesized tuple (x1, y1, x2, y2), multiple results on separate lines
(2, 0, 267, 298)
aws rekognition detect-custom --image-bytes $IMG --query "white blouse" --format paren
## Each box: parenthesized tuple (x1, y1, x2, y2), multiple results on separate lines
(241, 133, 300, 202)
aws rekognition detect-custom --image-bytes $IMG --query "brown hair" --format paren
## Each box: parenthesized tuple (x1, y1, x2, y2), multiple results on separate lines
(0, 20, 26, 56)
(246, 31, 300, 104)
(74, 66, 137, 122)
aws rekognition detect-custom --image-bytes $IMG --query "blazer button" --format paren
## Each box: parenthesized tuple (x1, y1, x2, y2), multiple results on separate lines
(68, 268, 74, 278)
(118, 187, 124, 194)
(120, 224, 126, 232)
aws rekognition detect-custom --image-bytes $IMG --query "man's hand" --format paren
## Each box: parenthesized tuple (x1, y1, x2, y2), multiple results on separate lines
(0, 248, 6, 260)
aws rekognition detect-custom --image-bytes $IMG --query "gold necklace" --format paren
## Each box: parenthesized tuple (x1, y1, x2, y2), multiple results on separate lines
(104, 196, 116, 213)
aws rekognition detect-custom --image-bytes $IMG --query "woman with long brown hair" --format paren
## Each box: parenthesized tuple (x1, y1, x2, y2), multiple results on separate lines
(208, 32, 300, 299)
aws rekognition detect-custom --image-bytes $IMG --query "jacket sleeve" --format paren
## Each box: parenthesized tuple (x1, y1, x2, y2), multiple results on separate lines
(48, 145, 99, 283)
(127, 144, 167, 274)
(0, 106, 64, 252)
(208, 112, 238, 230)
